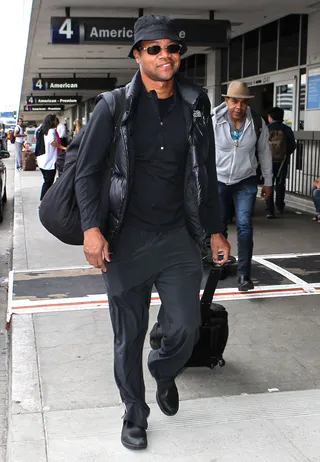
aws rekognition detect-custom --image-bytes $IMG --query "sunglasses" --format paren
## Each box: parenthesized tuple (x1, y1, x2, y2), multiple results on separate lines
(140, 43, 182, 55)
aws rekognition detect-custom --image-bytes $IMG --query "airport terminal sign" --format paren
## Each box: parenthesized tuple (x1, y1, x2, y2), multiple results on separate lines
(51, 17, 230, 48)
(24, 105, 65, 112)
(32, 77, 116, 91)
(26, 95, 82, 105)
(307, 67, 320, 110)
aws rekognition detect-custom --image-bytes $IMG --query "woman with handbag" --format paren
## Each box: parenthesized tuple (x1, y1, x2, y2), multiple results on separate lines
(37, 114, 67, 201)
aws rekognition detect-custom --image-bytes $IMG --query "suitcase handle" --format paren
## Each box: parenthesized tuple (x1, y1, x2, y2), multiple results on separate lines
(213, 255, 236, 268)
(200, 256, 236, 322)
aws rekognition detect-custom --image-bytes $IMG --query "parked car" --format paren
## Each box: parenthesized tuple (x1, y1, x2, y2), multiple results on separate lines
(0, 150, 9, 223)
(0, 130, 7, 151)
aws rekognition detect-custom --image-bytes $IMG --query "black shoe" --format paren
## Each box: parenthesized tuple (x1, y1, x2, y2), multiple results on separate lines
(156, 380, 179, 416)
(121, 420, 147, 450)
(238, 275, 254, 292)
(266, 213, 275, 219)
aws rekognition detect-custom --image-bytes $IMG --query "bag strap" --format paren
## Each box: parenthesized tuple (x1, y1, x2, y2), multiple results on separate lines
(98, 88, 126, 170)
(251, 110, 263, 165)
(251, 110, 262, 147)
(100, 87, 126, 139)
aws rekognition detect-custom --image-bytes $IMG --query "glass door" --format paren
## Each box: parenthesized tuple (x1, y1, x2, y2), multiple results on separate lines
(274, 81, 296, 129)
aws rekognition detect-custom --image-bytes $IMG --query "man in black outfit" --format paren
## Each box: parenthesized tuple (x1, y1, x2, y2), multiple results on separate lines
(266, 107, 297, 218)
(75, 15, 230, 450)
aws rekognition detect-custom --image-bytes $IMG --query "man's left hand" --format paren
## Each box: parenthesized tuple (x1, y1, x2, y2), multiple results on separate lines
(210, 234, 231, 265)
(261, 186, 272, 200)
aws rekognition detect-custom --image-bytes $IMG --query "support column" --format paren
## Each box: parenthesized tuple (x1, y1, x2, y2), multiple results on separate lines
(305, 10, 320, 131)
(85, 100, 91, 123)
(71, 106, 77, 126)
(75, 105, 80, 122)
(206, 49, 222, 109)
(77, 104, 83, 123)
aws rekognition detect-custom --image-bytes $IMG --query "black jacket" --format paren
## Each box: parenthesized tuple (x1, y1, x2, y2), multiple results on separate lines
(75, 71, 223, 249)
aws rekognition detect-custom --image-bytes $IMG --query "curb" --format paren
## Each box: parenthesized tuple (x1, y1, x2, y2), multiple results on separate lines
(12, 171, 28, 271)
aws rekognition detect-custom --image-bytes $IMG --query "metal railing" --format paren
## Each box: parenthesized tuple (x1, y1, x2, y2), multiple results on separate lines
(286, 131, 320, 198)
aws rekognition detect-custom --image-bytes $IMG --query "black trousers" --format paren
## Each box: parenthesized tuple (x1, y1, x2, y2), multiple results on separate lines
(40, 168, 56, 201)
(102, 226, 203, 429)
(265, 161, 289, 214)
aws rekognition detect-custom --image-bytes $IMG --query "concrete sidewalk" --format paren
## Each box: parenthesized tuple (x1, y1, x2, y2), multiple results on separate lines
(6, 166, 320, 461)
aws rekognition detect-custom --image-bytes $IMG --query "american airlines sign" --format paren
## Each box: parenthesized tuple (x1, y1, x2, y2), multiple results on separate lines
(51, 17, 230, 48)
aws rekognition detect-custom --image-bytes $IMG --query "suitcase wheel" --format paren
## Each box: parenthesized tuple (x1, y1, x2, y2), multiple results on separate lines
(218, 359, 226, 367)
(209, 363, 215, 369)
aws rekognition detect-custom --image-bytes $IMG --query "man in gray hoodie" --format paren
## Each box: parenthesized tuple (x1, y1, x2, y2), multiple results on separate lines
(212, 81, 273, 291)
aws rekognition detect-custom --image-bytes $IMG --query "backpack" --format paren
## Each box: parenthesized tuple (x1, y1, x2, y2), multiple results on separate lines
(269, 128, 287, 162)
(35, 126, 45, 157)
(39, 88, 126, 246)
(10, 127, 18, 144)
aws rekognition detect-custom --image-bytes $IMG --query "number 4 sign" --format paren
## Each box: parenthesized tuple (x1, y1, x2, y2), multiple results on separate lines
(59, 18, 74, 39)
(34, 79, 43, 90)
(51, 17, 80, 44)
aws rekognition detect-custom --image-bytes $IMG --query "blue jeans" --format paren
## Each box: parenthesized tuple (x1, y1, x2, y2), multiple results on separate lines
(218, 176, 257, 277)
(265, 161, 288, 214)
(15, 142, 23, 169)
(312, 187, 320, 215)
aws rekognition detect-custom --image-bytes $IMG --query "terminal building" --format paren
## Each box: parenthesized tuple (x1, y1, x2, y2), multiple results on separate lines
(18, 1, 320, 198)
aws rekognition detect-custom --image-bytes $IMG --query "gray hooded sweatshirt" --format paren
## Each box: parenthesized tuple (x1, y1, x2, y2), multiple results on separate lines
(212, 102, 273, 186)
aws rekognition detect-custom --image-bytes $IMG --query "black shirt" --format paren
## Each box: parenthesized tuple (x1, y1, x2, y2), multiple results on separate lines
(74, 81, 223, 237)
(125, 87, 189, 231)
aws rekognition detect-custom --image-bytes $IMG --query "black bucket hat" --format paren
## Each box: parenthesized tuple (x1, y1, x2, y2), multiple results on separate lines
(128, 15, 187, 59)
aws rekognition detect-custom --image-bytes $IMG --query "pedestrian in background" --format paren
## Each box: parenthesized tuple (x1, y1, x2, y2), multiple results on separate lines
(37, 114, 67, 201)
(266, 107, 296, 218)
(14, 117, 26, 170)
(312, 177, 320, 223)
(55, 117, 67, 176)
(212, 81, 273, 291)
(73, 119, 82, 137)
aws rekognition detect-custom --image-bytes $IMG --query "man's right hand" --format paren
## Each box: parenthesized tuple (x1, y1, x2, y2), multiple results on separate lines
(83, 227, 110, 272)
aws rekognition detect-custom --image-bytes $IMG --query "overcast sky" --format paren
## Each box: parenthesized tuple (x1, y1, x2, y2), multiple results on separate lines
(0, 0, 32, 112)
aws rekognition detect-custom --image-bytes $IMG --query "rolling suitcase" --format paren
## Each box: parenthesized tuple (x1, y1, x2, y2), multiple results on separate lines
(149, 265, 229, 369)
(22, 150, 37, 171)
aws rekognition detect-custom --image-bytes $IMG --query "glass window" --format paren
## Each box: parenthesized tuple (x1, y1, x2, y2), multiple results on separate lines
(87, 98, 95, 114)
(260, 21, 278, 74)
(243, 29, 259, 78)
(195, 54, 206, 79)
(300, 15, 308, 65)
(180, 58, 186, 73)
(179, 55, 205, 84)
(279, 15, 299, 69)
(229, 36, 243, 80)
(186, 55, 196, 78)
(221, 84, 227, 104)
(275, 83, 294, 127)
(221, 48, 228, 82)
